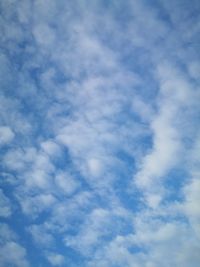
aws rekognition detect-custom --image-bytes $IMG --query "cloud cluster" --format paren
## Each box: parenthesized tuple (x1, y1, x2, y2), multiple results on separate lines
(0, 223, 29, 267)
(0, 0, 199, 266)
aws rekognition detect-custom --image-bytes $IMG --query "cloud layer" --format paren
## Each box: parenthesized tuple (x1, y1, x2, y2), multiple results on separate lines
(0, 0, 200, 266)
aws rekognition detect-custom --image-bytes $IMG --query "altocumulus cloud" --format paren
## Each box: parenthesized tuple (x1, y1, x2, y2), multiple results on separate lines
(0, 0, 200, 266)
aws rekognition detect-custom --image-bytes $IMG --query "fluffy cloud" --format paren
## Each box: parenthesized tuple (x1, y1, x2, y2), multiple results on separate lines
(0, 241, 29, 267)
(0, 126, 14, 145)
(0, 223, 29, 267)
(46, 253, 65, 266)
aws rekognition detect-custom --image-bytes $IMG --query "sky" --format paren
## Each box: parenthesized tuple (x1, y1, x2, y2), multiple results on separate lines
(0, 0, 200, 266)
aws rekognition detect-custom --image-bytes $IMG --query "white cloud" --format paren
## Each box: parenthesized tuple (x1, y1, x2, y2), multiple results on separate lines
(3, 146, 55, 191)
(88, 209, 200, 267)
(64, 208, 111, 255)
(181, 174, 200, 238)
(46, 252, 65, 266)
(132, 96, 154, 122)
(87, 158, 103, 177)
(3, 149, 26, 171)
(0, 223, 29, 267)
(0, 95, 31, 135)
(41, 140, 61, 157)
(0, 241, 29, 267)
(0, 126, 14, 145)
(25, 169, 52, 189)
(55, 172, 79, 195)
(0, 1, 199, 267)
(28, 224, 54, 247)
(134, 62, 196, 207)
(17, 0, 31, 24)
(49, 190, 95, 232)
(145, 193, 162, 209)
(33, 23, 55, 46)
(18, 193, 57, 216)
(183, 178, 200, 218)
(0, 223, 16, 243)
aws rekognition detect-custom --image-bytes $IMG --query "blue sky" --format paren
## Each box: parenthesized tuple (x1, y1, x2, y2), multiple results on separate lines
(0, 0, 200, 266)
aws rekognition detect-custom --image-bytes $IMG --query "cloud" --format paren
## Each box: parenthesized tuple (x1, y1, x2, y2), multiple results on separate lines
(133, 61, 198, 207)
(64, 208, 111, 255)
(55, 171, 79, 195)
(87, 158, 103, 177)
(0, 126, 14, 145)
(18, 193, 57, 217)
(0, 241, 29, 267)
(0, 223, 16, 243)
(0, 0, 199, 266)
(182, 178, 200, 238)
(46, 253, 65, 266)
(0, 223, 29, 267)
(33, 23, 56, 46)
(40, 140, 61, 157)
(28, 224, 54, 247)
